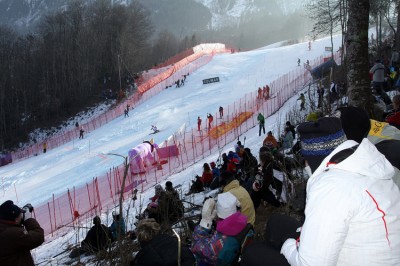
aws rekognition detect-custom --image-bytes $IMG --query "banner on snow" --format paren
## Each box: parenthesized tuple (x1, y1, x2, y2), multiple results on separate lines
(202, 77, 220, 84)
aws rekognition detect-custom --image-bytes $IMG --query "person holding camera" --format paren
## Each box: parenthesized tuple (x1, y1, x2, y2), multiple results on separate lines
(0, 200, 44, 266)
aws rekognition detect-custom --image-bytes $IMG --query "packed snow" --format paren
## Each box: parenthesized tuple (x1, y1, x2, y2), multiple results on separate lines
(0, 34, 342, 264)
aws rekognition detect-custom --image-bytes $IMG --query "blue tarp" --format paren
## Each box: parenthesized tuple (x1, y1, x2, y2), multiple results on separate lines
(0, 153, 12, 167)
(310, 58, 337, 79)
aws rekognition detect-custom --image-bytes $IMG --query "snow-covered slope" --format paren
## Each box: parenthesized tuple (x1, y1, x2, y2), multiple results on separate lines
(28, 34, 342, 265)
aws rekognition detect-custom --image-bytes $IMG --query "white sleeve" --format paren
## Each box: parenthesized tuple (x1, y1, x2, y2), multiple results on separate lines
(282, 173, 355, 266)
(281, 238, 300, 264)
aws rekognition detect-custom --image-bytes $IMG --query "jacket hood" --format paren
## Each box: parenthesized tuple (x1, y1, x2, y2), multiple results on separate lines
(216, 212, 247, 236)
(311, 139, 394, 180)
(223, 179, 240, 192)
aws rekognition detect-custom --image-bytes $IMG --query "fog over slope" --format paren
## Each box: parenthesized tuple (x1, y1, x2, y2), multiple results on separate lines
(0, 0, 312, 50)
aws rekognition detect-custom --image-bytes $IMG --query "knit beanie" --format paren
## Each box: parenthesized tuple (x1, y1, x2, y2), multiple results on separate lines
(216, 192, 240, 219)
(336, 106, 370, 143)
(297, 117, 346, 172)
(306, 112, 319, 122)
(0, 200, 22, 221)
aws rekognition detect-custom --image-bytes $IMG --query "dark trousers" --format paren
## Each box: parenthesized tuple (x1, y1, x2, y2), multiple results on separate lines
(259, 124, 265, 136)
(251, 189, 281, 209)
(373, 81, 392, 105)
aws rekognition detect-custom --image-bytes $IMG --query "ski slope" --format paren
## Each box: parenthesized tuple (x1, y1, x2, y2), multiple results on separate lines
(0, 36, 341, 210)
(14, 35, 344, 264)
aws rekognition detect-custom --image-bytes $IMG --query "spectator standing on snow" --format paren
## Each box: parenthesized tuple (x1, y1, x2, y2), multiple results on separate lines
(124, 104, 130, 117)
(258, 87, 263, 99)
(0, 200, 44, 266)
(297, 58, 300, 66)
(281, 127, 294, 150)
(207, 113, 213, 129)
(285, 121, 296, 139)
(265, 85, 270, 99)
(219, 106, 224, 118)
(297, 93, 306, 111)
(369, 59, 391, 105)
(79, 126, 85, 139)
(197, 116, 202, 131)
(43, 142, 47, 153)
(257, 113, 265, 136)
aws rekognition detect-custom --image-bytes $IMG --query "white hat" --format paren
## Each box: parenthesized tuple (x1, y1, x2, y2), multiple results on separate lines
(217, 192, 240, 219)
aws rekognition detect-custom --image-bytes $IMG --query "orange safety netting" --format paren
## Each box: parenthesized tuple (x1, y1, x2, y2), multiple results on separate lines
(208, 112, 254, 139)
(10, 51, 340, 238)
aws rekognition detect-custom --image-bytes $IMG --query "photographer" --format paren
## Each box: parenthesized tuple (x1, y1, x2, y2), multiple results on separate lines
(0, 200, 44, 266)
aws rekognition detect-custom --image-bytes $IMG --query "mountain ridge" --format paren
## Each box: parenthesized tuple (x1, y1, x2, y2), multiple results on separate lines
(0, 0, 304, 35)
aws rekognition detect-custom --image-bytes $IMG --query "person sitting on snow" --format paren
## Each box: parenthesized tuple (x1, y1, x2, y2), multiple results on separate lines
(109, 210, 126, 242)
(69, 216, 111, 258)
(131, 218, 195, 265)
(139, 184, 184, 226)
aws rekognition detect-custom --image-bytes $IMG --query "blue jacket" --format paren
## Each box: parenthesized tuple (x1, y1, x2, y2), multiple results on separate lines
(109, 219, 126, 241)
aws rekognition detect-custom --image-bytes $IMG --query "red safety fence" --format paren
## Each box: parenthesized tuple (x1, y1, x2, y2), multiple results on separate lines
(28, 52, 341, 239)
(152, 48, 195, 70)
(9, 45, 230, 164)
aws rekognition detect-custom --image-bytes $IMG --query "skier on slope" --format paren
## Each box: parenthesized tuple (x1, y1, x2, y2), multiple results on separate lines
(151, 125, 159, 134)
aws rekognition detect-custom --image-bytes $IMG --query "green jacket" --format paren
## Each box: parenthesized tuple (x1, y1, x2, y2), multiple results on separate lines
(257, 114, 265, 125)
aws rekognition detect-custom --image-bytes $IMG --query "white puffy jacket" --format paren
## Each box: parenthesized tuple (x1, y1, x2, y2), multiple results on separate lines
(281, 139, 400, 265)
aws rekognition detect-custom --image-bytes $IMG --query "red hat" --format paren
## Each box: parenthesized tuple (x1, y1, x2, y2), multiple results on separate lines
(210, 162, 216, 168)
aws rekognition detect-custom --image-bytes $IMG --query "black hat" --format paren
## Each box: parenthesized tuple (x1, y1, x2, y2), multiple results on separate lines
(93, 216, 101, 225)
(220, 171, 235, 186)
(297, 117, 346, 172)
(0, 200, 22, 221)
(165, 181, 173, 189)
(336, 106, 370, 143)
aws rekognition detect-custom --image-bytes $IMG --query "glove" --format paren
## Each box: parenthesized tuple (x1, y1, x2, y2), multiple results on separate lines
(23, 204, 34, 220)
(199, 198, 217, 229)
(23, 203, 34, 213)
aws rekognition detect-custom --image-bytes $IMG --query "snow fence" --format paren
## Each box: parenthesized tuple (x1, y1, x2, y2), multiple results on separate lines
(19, 51, 340, 238)
(7, 44, 230, 164)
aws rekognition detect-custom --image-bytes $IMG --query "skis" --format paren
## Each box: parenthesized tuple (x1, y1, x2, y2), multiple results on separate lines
(149, 130, 160, 135)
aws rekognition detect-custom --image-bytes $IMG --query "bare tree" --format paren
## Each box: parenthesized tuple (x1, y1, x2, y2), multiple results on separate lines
(307, 0, 348, 59)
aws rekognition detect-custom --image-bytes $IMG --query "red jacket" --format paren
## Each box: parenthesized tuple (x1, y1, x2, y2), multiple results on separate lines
(386, 110, 400, 129)
(201, 171, 213, 184)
